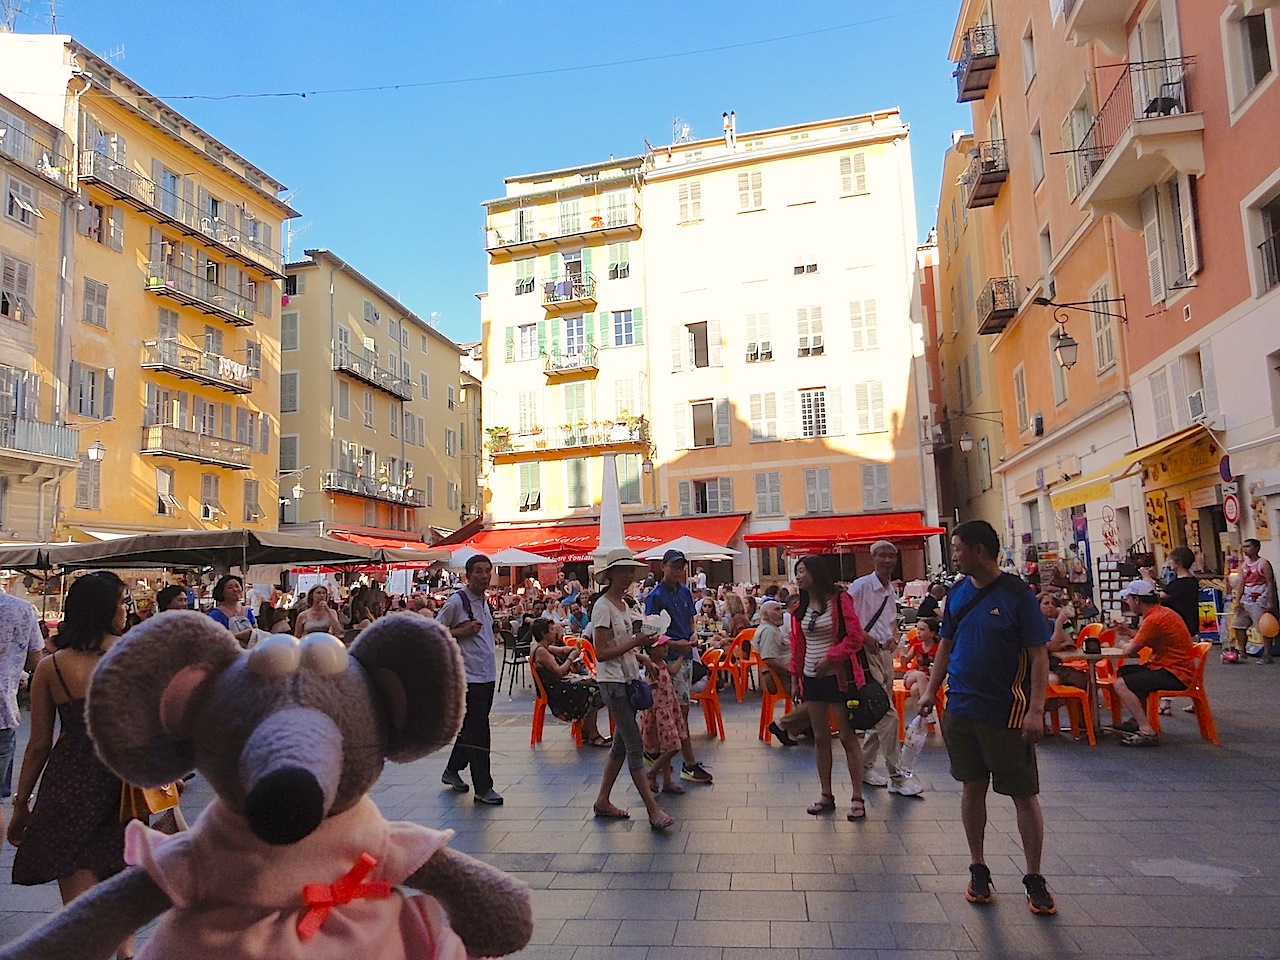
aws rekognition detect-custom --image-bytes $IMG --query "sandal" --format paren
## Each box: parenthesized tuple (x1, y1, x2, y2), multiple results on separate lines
(592, 803, 630, 819)
(848, 798, 866, 821)
(586, 735, 613, 747)
(649, 813, 675, 831)
(1119, 731, 1159, 748)
(661, 782, 686, 795)
(1158, 700, 1171, 716)
(806, 794, 836, 816)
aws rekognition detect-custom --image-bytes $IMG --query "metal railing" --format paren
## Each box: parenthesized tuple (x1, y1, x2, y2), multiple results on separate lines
(79, 150, 284, 273)
(1261, 230, 1280, 293)
(0, 417, 78, 461)
(1075, 58, 1195, 194)
(142, 340, 253, 393)
(486, 198, 638, 249)
(321, 469, 426, 506)
(491, 418, 648, 456)
(542, 273, 597, 307)
(544, 343, 600, 375)
(954, 23, 998, 101)
(0, 125, 70, 188)
(331, 349, 414, 400)
(976, 276, 1020, 333)
(144, 261, 256, 326)
(140, 424, 252, 468)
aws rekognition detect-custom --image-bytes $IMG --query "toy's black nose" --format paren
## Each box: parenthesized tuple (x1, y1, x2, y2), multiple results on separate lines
(245, 767, 325, 845)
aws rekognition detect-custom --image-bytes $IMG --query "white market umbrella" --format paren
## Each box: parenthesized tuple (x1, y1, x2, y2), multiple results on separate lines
(449, 545, 482, 569)
(489, 547, 556, 566)
(640, 535, 740, 562)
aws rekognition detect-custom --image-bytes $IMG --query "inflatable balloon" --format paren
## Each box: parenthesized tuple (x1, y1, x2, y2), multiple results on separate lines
(1259, 611, 1280, 639)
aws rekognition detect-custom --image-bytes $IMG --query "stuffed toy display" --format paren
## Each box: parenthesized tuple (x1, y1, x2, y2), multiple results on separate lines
(0, 612, 533, 960)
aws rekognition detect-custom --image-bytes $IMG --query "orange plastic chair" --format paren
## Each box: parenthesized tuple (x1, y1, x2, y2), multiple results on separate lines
(722, 629, 758, 702)
(1077, 622, 1104, 642)
(1045, 683, 1096, 745)
(529, 657, 584, 748)
(576, 638, 598, 677)
(691, 649, 726, 740)
(893, 679, 945, 740)
(1145, 641, 1218, 744)
(758, 664, 793, 741)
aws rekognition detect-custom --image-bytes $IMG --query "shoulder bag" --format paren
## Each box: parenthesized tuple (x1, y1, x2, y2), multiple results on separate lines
(834, 595, 890, 730)
(119, 781, 180, 823)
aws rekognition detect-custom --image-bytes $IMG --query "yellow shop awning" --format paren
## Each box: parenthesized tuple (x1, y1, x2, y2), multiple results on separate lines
(1049, 425, 1211, 511)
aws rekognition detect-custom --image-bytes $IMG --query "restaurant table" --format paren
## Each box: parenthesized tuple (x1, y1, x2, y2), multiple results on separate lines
(1059, 647, 1130, 733)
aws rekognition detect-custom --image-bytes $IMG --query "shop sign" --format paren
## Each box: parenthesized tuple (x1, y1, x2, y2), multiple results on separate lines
(1188, 486, 1222, 509)
(1144, 437, 1220, 487)
(1223, 494, 1240, 525)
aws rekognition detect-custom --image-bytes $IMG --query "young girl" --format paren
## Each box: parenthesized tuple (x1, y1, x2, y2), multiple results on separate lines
(900, 617, 941, 715)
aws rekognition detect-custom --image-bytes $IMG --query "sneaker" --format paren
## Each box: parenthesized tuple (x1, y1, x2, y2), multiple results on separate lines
(473, 789, 505, 806)
(440, 770, 469, 793)
(862, 770, 890, 788)
(1023, 873, 1057, 915)
(888, 776, 924, 797)
(1109, 719, 1138, 734)
(768, 721, 797, 747)
(966, 863, 994, 905)
(643, 752, 657, 765)
(680, 761, 713, 784)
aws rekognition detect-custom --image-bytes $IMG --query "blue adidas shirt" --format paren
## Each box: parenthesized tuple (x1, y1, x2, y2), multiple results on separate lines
(940, 574, 1048, 729)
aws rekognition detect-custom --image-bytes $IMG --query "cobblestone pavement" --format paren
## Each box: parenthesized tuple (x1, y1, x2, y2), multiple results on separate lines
(3, 652, 1280, 959)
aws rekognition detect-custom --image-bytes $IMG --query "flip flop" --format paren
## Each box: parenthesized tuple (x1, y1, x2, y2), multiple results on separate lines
(592, 803, 630, 820)
(649, 813, 675, 831)
(586, 736, 613, 747)
(847, 798, 867, 821)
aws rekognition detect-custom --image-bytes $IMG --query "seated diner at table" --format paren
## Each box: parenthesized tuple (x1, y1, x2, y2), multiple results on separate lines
(1040, 593, 1087, 689)
(1108, 579, 1197, 747)
(530, 619, 608, 746)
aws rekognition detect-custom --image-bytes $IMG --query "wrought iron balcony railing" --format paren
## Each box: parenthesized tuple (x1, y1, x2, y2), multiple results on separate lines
(321, 469, 426, 506)
(542, 273, 598, 309)
(331, 349, 415, 401)
(140, 424, 252, 468)
(142, 340, 253, 394)
(961, 139, 1009, 208)
(976, 276, 1020, 336)
(0, 417, 78, 462)
(145, 261, 256, 326)
(954, 23, 999, 102)
(544, 343, 600, 376)
(0, 124, 70, 188)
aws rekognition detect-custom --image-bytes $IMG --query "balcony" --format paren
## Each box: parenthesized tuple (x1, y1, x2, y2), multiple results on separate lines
(0, 124, 71, 190)
(962, 140, 1009, 209)
(145, 261, 256, 327)
(140, 425, 251, 469)
(485, 196, 640, 252)
(321, 469, 427, 507)
(1063, 0, 1138, 57)
(0, 417, 78, 464)
(141, 340, 253, 395)
(1261, 231, 1280, 293)
(954, 24, 999, 103)
(1073, 58, 1205, 230)
(331, 349, 414, 401)
(976, 276, 1020, 335)
(78, 151, 284, 277)
(488, 418, 648, 462)
(544, 343, 600, 378)
(542, 273, 597, 312)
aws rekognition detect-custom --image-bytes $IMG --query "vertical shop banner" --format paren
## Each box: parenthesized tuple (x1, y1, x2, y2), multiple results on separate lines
(1250, 482, 1271, 540)
(1145, 491, 1172, 554)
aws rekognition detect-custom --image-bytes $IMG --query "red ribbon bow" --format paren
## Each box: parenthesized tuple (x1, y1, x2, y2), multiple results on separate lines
(297, 852, 393, 941)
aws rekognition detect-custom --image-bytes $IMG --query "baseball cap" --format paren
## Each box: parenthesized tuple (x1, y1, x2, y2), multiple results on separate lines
(1117, 579, 1157, 600)
(661, 549, 688, 565)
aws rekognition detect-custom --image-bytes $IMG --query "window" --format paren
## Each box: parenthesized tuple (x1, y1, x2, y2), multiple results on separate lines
(246, 341, 261, 380)
(1142, 174, 1200, 303)
(1256, 192, 1280, 293)
(839, 153, 868, 195)
(971, 342, 984, 396)
(1014, 365, 1029, 431)
(612, 309, 635, 346)
(420, 372, 430, 399)
(517, 323, 538, 361)
(1150, 369, 1175, 436)
(1091, 283, 1117, 372)
(558, 198, 581, 235)
(793, 260, 818, 275)
(1039, 226, 1054, 295)
(70, 361, 113, 418)
(1226, 12, 1274, 107)
(153, 468, 177, 516)
(745, 313, 772, 362)
(1061, 97, 1092, 199)
(403, 410, 415, 444)
(280, 372, 299, 413)
(749, 392, 778, 441)
(75, 453, 101, 509)
(678, 181, 702, 221)
(284, 274, 304, 296)
(605, 190, 629, 227)
(799, 388, 828, 438)
(691, 401, 715, 448)
(447, 385, 456, 410)
(5, 176, 39, 229)
(853, 381, 885, 433)
(613, 378, 636, 420)
(1029, 125, 1045, 187)
(563, 316, 585, 355)
(389, 404, 399, 437)
(517, 389, 539, 434)
(1022, 24, 1037, 87)
(1, 252, 34, 321)
(200, 473, 223, 520)
(861, 464, 890, 510)
(688, 321, 711, 368)
(1050, 331, 1069, 405)
(978, 436, 993, 491)
(754, 471, 782, 516)
(518, 462, 541, 511)
(82, 278, 108, 327)
(849, 300, 878, 351)
(389, 319, 401, 346)
(514, 257, 535, 295)
(737, 170, 763, 211)
(362, 299, 378, 325)
(417, 415, 426, 445)
(805, 468, 833, 513)
(362, 390, 373, 427)
(243, 479, 262, 522)
(566, 458, 589, 507)
(609, 242, 630, 280)
(961, 356, 974, 407)
(421, 333, 428, 354)
(0, 365, 39, 420)
(618, 454, 642, 504)
(445, 428, 457, 457)
(334, 379, 348, 420)
(280, 434, 299, 472)
(681, 477, 733, 515)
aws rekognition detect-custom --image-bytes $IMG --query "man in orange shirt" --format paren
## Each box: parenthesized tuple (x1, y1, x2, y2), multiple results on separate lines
(1110, 580, 1196, 748)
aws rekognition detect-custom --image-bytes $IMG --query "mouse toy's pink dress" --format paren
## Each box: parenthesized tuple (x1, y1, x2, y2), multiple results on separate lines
(124, 795, 467, 960)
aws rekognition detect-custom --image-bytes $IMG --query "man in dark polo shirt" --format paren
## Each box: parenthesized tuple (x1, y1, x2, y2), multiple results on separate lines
(918, 520, 1054, 916)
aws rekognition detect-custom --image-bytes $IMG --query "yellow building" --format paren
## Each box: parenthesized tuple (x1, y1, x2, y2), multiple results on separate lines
(0, 34, 297, 538)
(277, 250, 471, 542)
(0, 93, 79, 540)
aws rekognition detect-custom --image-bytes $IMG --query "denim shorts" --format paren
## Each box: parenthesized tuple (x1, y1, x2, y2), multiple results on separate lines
(669, 657, 693, 706)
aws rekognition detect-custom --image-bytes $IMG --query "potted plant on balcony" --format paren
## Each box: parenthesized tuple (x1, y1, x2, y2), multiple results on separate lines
(485, 426, 512, 453)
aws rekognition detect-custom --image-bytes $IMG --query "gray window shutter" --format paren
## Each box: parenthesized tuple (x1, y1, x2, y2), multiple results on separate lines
(717, 476, 733, 514)
(259, 414, 269, 453)
(754, 473, 769, 515)
(862, 466, 877, 510)
(805, 469, 819, 513)
(708, 319, 722, 367)
(781, 391, 798, 440)
(177, 391, 189, 430)
(875, 465, 890, 507)
(714, 398, 732, 446)
(221, 402, 232, 439)
(677, 480, 692, 516)
(672, 403, 688, 450)
(102, 368, 115, 418)
(144, 382, 157, 427)
(818, 469, 832, 512)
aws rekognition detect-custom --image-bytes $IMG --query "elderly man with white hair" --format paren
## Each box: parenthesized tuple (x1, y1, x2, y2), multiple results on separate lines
(849, 540, 924, 796)
(758, 599, 813, 745)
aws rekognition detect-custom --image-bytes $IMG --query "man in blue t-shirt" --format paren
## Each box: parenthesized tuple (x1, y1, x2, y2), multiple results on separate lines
(918, 520, 1054, 917)
(644, 549, 713, 785)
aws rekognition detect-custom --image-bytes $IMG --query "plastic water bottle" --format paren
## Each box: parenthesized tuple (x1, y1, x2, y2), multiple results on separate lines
(897, 715, 929, 778)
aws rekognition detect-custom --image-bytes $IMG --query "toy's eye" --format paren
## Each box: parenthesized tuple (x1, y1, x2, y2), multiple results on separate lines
(300, 633, 349, 676)
(248, 634, 301, 677)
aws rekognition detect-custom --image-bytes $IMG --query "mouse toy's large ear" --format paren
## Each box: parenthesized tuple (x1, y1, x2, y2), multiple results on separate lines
(350, 613, 465, 762)
(88, 611, 241, 787)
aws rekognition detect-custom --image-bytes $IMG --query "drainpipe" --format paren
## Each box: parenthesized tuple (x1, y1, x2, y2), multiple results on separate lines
(54, 76, 93, 421)
(38, 476, 59, 541)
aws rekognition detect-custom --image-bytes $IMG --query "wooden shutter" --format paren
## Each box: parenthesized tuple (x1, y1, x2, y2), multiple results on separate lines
(504, 326, 515, 362)
(839, 155, 852, 194)
(714, 398, 731, 446)
(632, 306, 644, 345)
(259, 412, 270, 453)
(870, 381, 885, 431)
(1177, 174, 1199, 277)
(102, 368, 115, 418)
(597, 310, 610, 347)
(708, 318, 722, 366)
(805, 469, 819, 513)
(717, 476, 734, 514)
(1199, 343, 1219, 416)
(177, 391, 189, 430)
(861, 466, 877, 510)
(1170, 359, 1189, 429)
(768, 472, 782, 514)
(144, 382, 157, 427)
(781, 390, 797, 440)
(754, 472, 770, 514)
(549, 318, 561, 355)
(1060, 115, 1078, 199)
(690, 181, 701, 218)
(817, 469, 832, 512)
(678, 183, 689, 221)
(855, 382, 871, 433)
(536, 320, 547, 356)
(672, 403, 687, 450)
(107, 207, 124, 251)
(670, 326, 684, 371)
(221, 402, 232, 439)
(677, 480, 692, 515)
(875, 465, 890, 507)
(849, 302, 864, 351)
(582, 247, 593, 279)
(852, 153, 867, 193)
(827, 387, 843, 436)
(749, 393, 763, 440)
(1141, 187, 1165, 304)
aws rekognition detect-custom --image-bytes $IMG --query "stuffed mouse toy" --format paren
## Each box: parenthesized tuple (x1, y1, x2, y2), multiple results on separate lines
(0, 611, 533, 960)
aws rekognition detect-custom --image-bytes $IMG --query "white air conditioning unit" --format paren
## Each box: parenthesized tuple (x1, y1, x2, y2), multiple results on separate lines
(1030, 412, 1045, 437)
(1187, 389, 1206, 422)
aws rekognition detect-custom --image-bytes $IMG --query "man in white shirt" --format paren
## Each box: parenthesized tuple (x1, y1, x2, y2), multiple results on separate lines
(848, 540, 923, 796)
(1, 588, 43, 836)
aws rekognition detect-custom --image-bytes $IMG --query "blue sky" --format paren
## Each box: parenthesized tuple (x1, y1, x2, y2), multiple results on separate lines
(17, 1, 970, 344)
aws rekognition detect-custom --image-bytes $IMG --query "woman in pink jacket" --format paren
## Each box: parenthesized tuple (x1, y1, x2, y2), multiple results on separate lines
(789, 556, 869, 821)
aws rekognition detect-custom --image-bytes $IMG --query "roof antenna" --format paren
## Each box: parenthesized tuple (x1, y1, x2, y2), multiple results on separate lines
(0, 1, 25, 32)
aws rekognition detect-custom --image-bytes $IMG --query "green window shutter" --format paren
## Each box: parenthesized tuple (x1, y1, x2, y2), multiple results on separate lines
(504, 326, 515, 363)
(585, 323, 594, 347)
(633, 306, 644, 345)
(549, 255, 559, 280)
(536, 321, 547, 356)
(582, 247, 593, 278)
(598, 310, 610, 347)
(550, 319, 561, 355)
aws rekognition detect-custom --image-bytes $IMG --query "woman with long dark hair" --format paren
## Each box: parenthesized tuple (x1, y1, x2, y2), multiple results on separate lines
(789, 556, 869, 821)
(8, 571, 136, 959)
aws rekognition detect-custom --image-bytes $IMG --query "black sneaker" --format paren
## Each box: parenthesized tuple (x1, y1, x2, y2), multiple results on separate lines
(473, 788, 504, 806)
(440, 770, 469, 793)
(1023, 873, 1057, 915)
(680, 761, 713, 784)
(1110, 719, 1139, 734)
(768, 722, 797, 747)
(966, 863, 994, 905)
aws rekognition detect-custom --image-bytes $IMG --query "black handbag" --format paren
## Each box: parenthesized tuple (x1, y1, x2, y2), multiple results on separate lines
(833, 595, 890, 730)
(625, 677, 653, 711)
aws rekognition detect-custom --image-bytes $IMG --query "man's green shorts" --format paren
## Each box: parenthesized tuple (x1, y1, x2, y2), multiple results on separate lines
(942, 713, 1039, 797)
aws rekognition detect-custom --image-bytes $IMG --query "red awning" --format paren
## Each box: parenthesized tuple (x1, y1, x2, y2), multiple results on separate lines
(457, 515, 748, 563)
(328, 531, 432, 550)
(741, 512, 945, 552)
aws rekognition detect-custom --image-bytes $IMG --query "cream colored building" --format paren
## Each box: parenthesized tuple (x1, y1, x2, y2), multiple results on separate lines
(277, 250, 469, 541)
(0, 34, 295, 539)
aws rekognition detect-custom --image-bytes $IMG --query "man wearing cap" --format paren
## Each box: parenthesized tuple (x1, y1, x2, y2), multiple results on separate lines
(643, 549, 713, 784)
(1109, 579, 1197, 747)
(848, 540, 922, 796)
